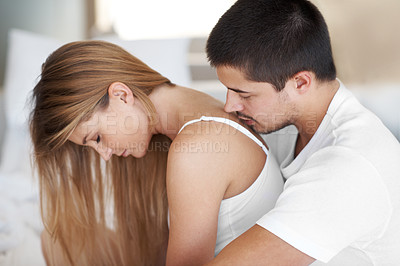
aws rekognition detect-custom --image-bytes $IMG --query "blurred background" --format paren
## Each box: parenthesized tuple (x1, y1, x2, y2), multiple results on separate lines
(0, 0, 399, 91)
(0, 0, 399, 265)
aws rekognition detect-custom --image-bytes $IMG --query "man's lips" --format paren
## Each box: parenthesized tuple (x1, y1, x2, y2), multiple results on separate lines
(240, 118, 255, 125)
(238, 114, 256, 125)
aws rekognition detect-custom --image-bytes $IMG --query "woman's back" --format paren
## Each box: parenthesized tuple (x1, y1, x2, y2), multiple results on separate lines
(165, 87, 284, 264)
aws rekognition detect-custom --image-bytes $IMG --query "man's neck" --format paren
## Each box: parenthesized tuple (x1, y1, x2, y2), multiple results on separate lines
(294, 79, 340, 157)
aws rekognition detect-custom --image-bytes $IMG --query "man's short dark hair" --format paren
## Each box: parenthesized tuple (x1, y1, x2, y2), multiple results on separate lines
(206, 0, 336, 91)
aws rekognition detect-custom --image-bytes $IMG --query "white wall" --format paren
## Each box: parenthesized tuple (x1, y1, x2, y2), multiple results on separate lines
(311, 0, 400, 85)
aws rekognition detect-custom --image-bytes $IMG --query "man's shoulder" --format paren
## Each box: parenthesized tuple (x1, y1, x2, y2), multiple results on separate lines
(294, 145, 382, 184)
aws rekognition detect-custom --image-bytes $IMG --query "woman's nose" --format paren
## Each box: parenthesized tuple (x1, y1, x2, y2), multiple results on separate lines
(96, 144, 113, 161)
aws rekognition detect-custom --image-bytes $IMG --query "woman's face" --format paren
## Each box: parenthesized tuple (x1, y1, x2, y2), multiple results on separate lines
(69, 84, 153, 160)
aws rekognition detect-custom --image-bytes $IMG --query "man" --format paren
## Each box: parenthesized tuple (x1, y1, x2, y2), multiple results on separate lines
(206, 0, 400, 265)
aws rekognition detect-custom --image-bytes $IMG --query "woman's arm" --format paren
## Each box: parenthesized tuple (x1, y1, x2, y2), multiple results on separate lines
(165, 122, 236, 265)
(166, 138, 227, 265)
(165, 121, 265, 266)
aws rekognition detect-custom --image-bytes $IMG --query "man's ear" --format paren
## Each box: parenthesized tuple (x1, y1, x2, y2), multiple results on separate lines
(108, 82, 134, 104)
(292, 71, 312, 94)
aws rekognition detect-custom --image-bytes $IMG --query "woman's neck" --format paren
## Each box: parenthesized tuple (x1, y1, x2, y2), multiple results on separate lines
(148, 84, 178, 140)
(149, 84, 228, 140)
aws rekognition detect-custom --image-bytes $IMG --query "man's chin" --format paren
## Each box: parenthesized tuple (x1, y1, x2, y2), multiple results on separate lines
(246, 123, 264, 134)
(252, 122, 292, 135)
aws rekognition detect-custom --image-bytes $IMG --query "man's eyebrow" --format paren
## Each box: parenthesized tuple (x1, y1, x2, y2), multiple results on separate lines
(227, 87, 249, 93)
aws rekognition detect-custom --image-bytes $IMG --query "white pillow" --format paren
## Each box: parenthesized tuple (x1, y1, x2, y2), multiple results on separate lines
(0, 29, 61, 176)
(3, 29, 62, 129)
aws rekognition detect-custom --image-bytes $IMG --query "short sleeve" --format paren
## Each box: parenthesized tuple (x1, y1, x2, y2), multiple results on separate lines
(257, 146, 392, 262)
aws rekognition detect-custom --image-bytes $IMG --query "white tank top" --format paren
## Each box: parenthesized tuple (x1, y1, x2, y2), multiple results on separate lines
(178, 116, 284, 255)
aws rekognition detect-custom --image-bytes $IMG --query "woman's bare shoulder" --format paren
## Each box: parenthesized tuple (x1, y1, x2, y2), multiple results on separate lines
(167, 120, 266, 198)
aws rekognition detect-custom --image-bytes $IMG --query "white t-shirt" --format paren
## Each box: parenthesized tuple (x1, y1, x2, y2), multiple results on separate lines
(259, 82, 400, 265)
(178, 116, 284, 256)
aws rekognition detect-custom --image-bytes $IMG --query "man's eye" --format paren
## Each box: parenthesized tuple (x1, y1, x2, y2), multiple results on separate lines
(96, 135, 101, 143)
(240, 95, 251, 100)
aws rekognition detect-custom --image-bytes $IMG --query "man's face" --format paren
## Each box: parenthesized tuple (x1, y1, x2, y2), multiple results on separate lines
(216, 66, 297, 134)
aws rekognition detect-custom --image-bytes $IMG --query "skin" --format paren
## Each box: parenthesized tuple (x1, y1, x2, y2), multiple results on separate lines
(203, 66, 340, 265)
(68, 81, 268, 265)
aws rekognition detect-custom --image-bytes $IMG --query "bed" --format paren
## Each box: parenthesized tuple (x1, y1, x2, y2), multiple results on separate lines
(0, 29, 398, 266)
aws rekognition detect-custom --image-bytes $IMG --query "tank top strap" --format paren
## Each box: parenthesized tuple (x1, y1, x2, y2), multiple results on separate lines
(178, 116, 268, 154)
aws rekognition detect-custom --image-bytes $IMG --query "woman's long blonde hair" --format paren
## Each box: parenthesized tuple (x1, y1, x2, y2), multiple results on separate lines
(30, 41, 172, 265)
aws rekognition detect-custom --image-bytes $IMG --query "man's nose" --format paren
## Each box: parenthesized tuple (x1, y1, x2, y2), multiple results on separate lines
(224, 90, 244, 113)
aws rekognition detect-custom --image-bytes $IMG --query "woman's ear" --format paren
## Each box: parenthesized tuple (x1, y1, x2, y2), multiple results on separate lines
(108, 82, 134, 104)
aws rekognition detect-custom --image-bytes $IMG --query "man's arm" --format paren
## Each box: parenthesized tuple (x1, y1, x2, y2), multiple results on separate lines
(206, 225, 315, 266)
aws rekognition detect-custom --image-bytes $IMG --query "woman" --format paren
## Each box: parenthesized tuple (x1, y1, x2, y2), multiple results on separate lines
(30, 40, 283, 266)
